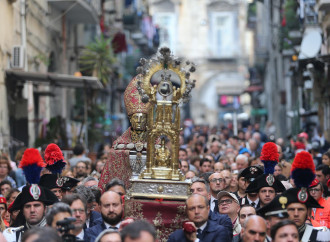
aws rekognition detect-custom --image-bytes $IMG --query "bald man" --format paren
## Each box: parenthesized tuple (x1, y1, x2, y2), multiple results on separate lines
(168, 194, 231, 242)
(239, 215, 266, 242)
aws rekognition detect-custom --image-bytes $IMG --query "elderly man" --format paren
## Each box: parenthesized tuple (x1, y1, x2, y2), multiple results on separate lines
(240, 215, 267, 242)
(208, 172, 225, 213)
(168, 194, 231, 242)
(190, 178, 233, 237)
(85, 191, 124, 242)
(218, 191, 241, 236)
(235, 154, 249, 170)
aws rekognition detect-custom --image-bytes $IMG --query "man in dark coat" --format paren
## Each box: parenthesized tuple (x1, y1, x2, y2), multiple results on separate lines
(168, 194, 231, 242)
(85, 191, 123, 242)
(190, 178, 233, 237)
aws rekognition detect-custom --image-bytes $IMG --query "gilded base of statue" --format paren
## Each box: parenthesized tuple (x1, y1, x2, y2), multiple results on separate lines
(128, 179, 191, 200)
(151, 167, 172, 180)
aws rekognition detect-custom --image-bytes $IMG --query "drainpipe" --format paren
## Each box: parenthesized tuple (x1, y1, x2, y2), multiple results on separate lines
(21, 0, 35, 147)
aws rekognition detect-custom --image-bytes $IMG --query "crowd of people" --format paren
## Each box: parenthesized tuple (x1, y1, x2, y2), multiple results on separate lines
(0, 123, 329, 241)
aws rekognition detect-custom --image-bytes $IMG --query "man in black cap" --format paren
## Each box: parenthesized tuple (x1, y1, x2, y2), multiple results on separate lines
(3, 184, 58, 241)
(257, 194, 290, 242)
(281, 188, 323, 241)
(39, 174, 63, 200)
(238, 166, 264, 208)
(3, 148, 59, 242)
(286, 151, 327, 241)
(60, 176, 80, 196)
(244, 142, 286, 208)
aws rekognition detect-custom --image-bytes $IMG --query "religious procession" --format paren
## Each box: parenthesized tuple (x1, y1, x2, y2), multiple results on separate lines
(2, 0, 330, 242)
(0, 47, 329, 242)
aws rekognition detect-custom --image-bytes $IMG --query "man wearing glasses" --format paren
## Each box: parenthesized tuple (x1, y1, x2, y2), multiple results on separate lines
(168, 194, 231, 242)
(62, 194, 88, 241)
(208, 172, 225, 213)
(308, 178, 330, 228)
(190, 178, 233, 237)
(218, 191, 241, 236)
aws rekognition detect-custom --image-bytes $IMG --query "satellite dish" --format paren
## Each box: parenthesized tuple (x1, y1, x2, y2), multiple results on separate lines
(299, 30, 322, 59)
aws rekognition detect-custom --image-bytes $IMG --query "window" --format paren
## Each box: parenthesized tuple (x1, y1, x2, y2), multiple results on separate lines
(153, 13, 176, 51)
(209, 12, 237, 58)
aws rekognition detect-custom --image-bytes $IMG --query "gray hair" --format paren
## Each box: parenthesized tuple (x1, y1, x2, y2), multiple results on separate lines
(82, 176, 98, 185)
(191, 177, 210, 193)
(95, 229, 120, 242)
(73, 185, 95, 203)
(45, 202, 72, 226)
(235, 154, 248, 163)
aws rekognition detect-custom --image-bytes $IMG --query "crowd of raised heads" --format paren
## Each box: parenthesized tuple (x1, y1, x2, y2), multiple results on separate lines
(0, 122, 329, 241)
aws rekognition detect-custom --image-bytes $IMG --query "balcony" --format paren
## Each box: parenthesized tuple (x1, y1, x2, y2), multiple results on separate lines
(48, 0, 101, 24)
(317, 0, 330, 11)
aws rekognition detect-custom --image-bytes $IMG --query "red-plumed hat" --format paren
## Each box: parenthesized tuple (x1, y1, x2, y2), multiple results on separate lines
(19, 148, 45, 184)
(291, 151, 315, 203)
(260, 142, 279, 175)
(44, 143, 66, 175)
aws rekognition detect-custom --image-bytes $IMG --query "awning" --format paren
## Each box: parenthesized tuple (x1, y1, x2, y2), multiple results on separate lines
(5, 70, 103, 90)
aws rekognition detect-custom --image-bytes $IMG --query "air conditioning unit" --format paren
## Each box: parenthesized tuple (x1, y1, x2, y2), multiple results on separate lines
(12, 45, 25, 69)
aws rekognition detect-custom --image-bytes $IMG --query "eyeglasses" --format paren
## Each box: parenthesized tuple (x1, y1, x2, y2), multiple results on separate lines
(76, 166, 86, 169)
(219, 199, 233, 205)
(210, 178, 223, 183)
(72, 208, 85, 214)
(309, 188, 321, 193)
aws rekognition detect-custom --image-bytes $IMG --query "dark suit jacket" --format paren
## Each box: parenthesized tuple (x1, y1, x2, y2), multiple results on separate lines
(239, 196, 260, 209)
(209, 210, 233, 239)
(84, 222, 106, 242)
(86, 210, 102, 229)
(167, 220, 231, 242)
(232, 234, 242, 242)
